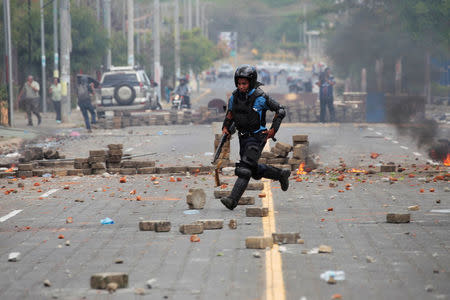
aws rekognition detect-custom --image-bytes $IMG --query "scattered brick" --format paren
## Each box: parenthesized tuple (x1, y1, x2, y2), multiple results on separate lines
(245, 236, 273, 249)
(246, 207, 269, 217)
(386, 213, 410, 223)
(238, 196, 255, 205)
(90, 272, 128, 289)
(272, 233, 301, 244)
(380, 165, 396, 172)
(228, 219, 237, 229)
(186, 188, 206, 209)
(196, 219, 223, 230)
(179, 223, 204, 234)
(139, 220, 171, 232)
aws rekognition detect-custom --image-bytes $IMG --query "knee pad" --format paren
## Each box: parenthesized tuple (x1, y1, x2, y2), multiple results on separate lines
(235, 166, 252, 179)
(242, 144, 260, 168)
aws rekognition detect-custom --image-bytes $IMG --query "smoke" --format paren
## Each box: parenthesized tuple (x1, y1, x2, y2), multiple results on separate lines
(385, 95, 448, 161)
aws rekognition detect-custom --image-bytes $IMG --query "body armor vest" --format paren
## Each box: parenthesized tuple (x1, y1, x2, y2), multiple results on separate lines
(231, 88, 266, 133)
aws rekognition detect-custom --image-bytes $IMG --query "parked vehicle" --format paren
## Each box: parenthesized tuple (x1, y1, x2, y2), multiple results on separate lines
(217, 64, 234, 78)
(98, 66, 156, 110)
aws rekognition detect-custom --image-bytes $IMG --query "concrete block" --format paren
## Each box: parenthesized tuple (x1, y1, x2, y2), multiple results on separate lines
(186, 188, 206, 209)
(272, 233, 301, 244)
(90, 150, 106, 157)
(246, 207, 269, 217)
(107, 144, 123, 150)
(17, 171, 33, 178)
(139, 220, 171, 232)
(238, 196, 255, 205)
(119, 168, 137, 175)
(108, 149, 123, 156)
(261, 151, 276, 159)
(270, 146, 289, 158)
(386, 213, 410, 223)
(380, 165, 396, 172)
(134, 161, 156, 168)
(293, 144, 308, 159)
(18, 164, 33, 171)
(137, 167, 157, 174)
(90, 272, 128, 289)
(197, 219, 223, 230)
(245, 236, 273, 249)
(275, 142, 292, 153)
(292, 135, 308, 143)
(228, 219, 237, 229)
(214, 190, 229, 198)
(179, 223, 204, 234)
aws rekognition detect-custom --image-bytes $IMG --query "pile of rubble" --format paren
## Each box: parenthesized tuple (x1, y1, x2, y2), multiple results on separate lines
(261, 134, 313, 171)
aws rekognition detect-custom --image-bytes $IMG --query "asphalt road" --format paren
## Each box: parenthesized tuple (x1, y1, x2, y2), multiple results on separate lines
(0, 78, 449, 299)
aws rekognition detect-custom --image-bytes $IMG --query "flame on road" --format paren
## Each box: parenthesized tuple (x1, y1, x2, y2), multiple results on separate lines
(5, 164, 15, 172)
(444, 153, 450, 166)
(297, 162, 306, 175)
(347, 168, 366, 173)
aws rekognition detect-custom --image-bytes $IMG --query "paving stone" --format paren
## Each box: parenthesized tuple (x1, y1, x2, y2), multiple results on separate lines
(107, 144, 123, 150)
(186, 188, 206, 209)
(270, 146, 289, 158)
(18, 164, 33, 171)
(380, 165, 396, 172)
(179, 223, 204, 234)
(108, 149, 123, 156)
(267, 157, 288, 164)
(134, 161, 156, 168)
(196, 219, 224, 230)
(90, 272, 128, 289)
(228, 219, 237, 229)
(88, 156, 106, 163)
(119, 168, 137, 175)
(275, 142, 292, 153)
(90, 162, 106, 169)
(245, 236, 273, 249)
(272, 232, 301, 244)
(386, 213, 410, 223)
(261, 151, 276, 159)
(214, 190, 229, 198)
(293, 144, 308, 159)
(89, 150, 107, 157)
(17, 171, 33, 178)
(67, 169, 83, 176)
(238, 196, 255, 205)
(318, 245, 333, 253)
(246, 207, 269, 217)
(292, 134, 308, 143)
(137, 167, 157, 174)
(139, 220, 171, 232)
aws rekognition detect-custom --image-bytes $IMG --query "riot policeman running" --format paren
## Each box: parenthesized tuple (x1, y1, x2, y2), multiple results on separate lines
(220, 65, 290, 210)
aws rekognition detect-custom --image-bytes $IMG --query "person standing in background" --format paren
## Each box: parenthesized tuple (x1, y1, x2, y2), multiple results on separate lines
(17, 75, 42, 126)
(49, 77, 62, 123)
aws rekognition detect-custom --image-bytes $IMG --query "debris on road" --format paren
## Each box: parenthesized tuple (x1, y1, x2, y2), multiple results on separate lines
(139, 220, 171, 232)
(320, 270, 345, 282)
(386, 213, 410, 223)
(318, 245, 333, 253)
(245, 236, 273, 249)
(190, 234, 201, 242)
(228, 219, 237, 229)
(186, 188, 206, 209)
(272, 233, 301, 244)
(90, 272, 128, 289)
(246, 207, 269, 217)
(179, 223, 204, 234)
(8, 252, 20, 262)
(100, 217, 115, 225)
(252, 251, 261, 258)
(366, 256, 376, 263)
(196, 219, 224, 230)
(408, 205, 420, 211)
(43, 279, 52, 287)
(106, 282, 118, 293)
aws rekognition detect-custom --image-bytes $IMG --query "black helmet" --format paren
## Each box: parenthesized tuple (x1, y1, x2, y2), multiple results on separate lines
(234, 64, 257, 89)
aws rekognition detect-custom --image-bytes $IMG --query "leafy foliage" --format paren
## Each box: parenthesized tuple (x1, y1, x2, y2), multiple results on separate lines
(180, 28, 218, 76)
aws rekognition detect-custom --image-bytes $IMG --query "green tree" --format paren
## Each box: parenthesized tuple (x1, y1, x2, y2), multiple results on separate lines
(180, 28, 218, 87)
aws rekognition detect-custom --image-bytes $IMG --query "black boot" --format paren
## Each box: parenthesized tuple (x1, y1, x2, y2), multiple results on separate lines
(262, 165, 291, 191)
(221, 176, 249, 210)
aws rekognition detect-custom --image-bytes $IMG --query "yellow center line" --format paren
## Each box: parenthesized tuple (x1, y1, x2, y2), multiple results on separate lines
(262, 179, 286, 300)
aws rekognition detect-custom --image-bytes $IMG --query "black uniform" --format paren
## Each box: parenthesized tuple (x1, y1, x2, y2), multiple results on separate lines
(220, 65, 290, 210)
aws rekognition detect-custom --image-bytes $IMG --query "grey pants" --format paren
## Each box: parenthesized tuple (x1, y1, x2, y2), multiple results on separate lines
(24, 97, 41, 125)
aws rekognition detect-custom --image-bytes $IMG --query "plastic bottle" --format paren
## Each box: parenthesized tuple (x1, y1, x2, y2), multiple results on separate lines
(320, 270, 345, 281)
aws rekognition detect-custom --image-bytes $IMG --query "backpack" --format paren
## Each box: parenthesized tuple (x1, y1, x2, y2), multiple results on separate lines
(78, 84, 90, 100)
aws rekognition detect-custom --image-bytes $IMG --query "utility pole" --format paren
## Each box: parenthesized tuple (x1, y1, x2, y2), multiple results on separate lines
(187, 0, 192, 30)
(96, 0, 100, 22)
(174, 0, 180, 80)
(103, 0, 111, 69)
(183, 0, 187, 29)
(154, 0, 161, 101)
(3, 0, 14, 126)
(195, 0, 199, 28)
(60, 0, 71, 123)
(53, 0, 59, 78)
(40, 0, 47, 113)
(127, 0, 134, 66)
(200, 3, 205, 36)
